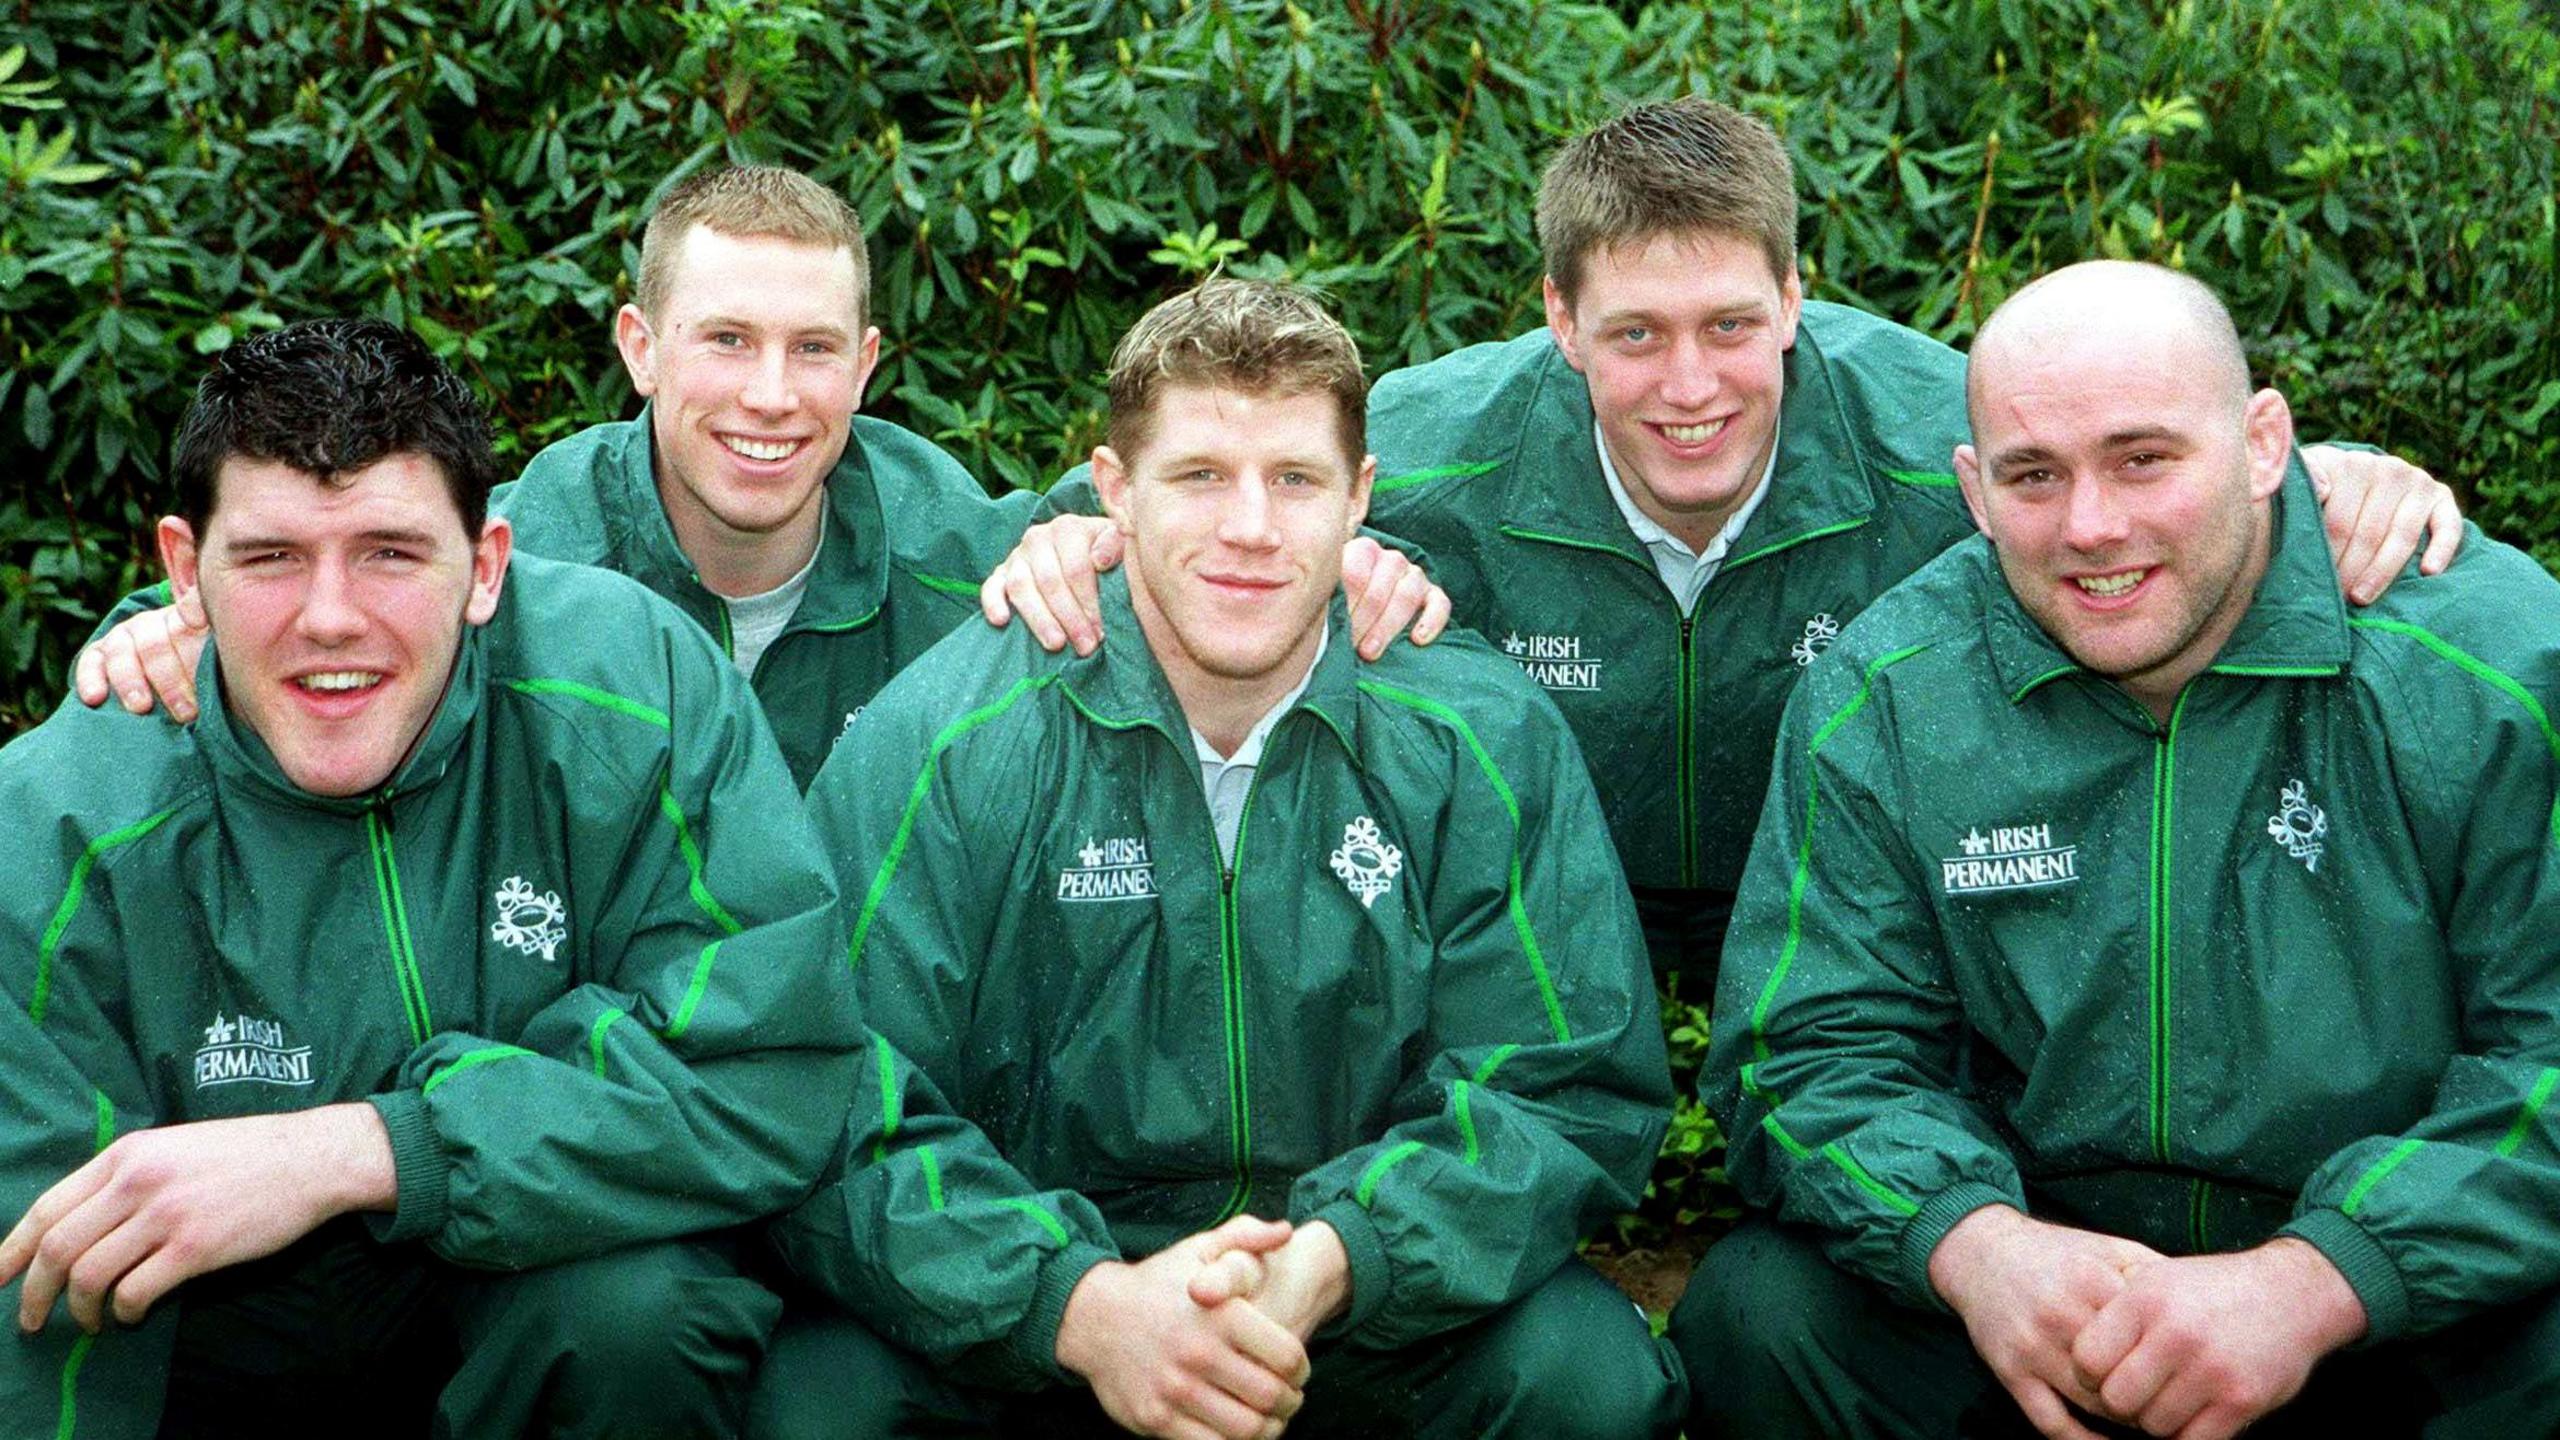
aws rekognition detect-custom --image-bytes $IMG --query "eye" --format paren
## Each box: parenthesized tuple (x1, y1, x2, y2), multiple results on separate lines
(1712, 316, 1747, 335)
(794, 339, 835, 356)
(709, 330, 746, 349)
(1276, 469, 1315, 488)
(1616, 325, 1653, 345)
(2009, 467, 2058, 488)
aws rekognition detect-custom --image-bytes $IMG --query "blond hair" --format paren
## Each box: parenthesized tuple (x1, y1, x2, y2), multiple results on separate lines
(1536, 97, 1798, 301)
(1106, 279, 1367, 462)
(634, 165, 869, 322)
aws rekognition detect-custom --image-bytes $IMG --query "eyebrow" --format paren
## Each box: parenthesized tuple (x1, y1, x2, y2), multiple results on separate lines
(1594, 299, 1765, 329)
(221, 526, 444, 553)
(1989, 426, 2190, 473)
(692, 313, 853, 343)
(1150, 452, 1345, 478)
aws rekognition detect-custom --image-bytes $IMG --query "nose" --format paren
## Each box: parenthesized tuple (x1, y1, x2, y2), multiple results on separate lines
(1658, 334, 1719, 411)
(1216, 476, 1283, 551)
(296, 556, 367, 646)
(739, 342, 795, 414)
(2060, 474, 2133, 553)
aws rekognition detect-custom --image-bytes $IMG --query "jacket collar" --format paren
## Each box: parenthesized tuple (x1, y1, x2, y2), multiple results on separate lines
(1496, 323, 1880, 568)
(192, 617, 488, 814)
(1988, 457, 2353, 704)
(1057, 569, 1360, 763)
(610, 408, 893, 633)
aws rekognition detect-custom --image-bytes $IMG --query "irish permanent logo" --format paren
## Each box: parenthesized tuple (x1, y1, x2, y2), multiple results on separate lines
(1941, 822, 2079, 896)
(193, 1012, 315, 1090)
(1499, 631, 1603, 693)
(1058, 836, 1157, 903)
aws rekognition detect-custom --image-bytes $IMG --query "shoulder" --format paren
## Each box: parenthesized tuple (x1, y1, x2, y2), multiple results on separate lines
(2346, 528, 2560, 743)
(478, 554, 747, 773)
(1353, 628, 1586, 782)
(492, 418, 650, 563)
(817, 604, 1063, 783)
(854, 417, 1040, 581)
(1791, 301, 1971, 488)
(1367, 330, 1581, 504)
(1802, 538, 2002, 718)
(0, 699, 208, 903)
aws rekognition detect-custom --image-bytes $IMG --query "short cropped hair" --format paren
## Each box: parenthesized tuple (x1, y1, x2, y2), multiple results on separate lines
(1105, 279, 1367, 465)
(635, 165, 870, 323)
(1536, 96, 1798, 302)
(171, 318, 501, 536)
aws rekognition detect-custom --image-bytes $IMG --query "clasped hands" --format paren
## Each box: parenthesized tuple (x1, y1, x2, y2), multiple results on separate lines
(1928, 1205, 2368, 1440)
(1054, 1214, 1351, 1440)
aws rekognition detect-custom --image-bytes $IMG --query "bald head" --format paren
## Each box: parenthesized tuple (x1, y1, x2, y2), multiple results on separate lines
(1967, 262, 2251, 435)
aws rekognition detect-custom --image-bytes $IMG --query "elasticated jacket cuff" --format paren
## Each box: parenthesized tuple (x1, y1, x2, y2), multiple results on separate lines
(364, 1089, 450, 1244)
(1898, 1185, 2023, 1312)
(1008, 1240, 1118, 1385)
(1310, 1198, 1392, 1337)
(2280, 1207, 2412, 1343)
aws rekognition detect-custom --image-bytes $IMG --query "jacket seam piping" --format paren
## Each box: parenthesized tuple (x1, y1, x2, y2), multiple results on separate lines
(503, 677, 671, 730)
(1353, 679, 1570, 1044)
(32, 808, 177, 1025)
(2348, 617, 2560, 847)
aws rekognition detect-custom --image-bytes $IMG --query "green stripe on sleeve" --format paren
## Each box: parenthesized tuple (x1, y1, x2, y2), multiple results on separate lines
(91, 1090, 113, 1153)
(504, 678, 670, 729)
(919, 1145, 945, 1211)
(1453, 1080, 1480, 1166)
(2496, 1069, 2560, 1158)
(997, 1197, 1071, 1245)
(2341, 1139, 2427, 1217)
(1355, 1140, 1428, 1206)
(911, 571, 982, 598)
(659, 942, 721, 1040)
(586, 1009, 623, 1078)
(55, 1333, 95, 1440)
(657, 787, 744, 935)
(1882, 468, 1960, 488)
(848, 676, 1057, 970)
(1356, 680, 1569, 1043)
(1372, 459, 1502, 493)
(1822, 1141, 1921, 1217)
(32, 808, 178, 1025)
(1472, 1043, 1519, 1084)
(872, 1033, 902, 1163)
(421, 1045, 538, 1097)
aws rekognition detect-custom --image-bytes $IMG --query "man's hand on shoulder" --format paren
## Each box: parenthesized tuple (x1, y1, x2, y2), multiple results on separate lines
(1928, 1204, 2164, 1440)
(2067, 1238, 2366, 1440)
(981, 518, 1448, 661)
(2300, 444, 2462, 605)
(73, 592, 210, 723)
(0, 1102, 395, 1333)
(1055, 1214, 1308, 1440)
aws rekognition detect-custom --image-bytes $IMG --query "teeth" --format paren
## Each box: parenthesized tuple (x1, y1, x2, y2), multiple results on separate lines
(722, 435, 801, 462)
(298, 672, 382, 693)
(1660, 419, 1727, 445)
(2075, 570, 2146, 597)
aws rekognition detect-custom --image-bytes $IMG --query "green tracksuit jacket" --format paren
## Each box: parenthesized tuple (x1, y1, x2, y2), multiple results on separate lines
(1038, 306, 1973, 919)
(771, 574, 1672, 1387)
(1361, 305, 1977, 905)
(1710, 469, 2560, 1342)
(498, 412, 1039, 787)
(1, 555, 862, 1435)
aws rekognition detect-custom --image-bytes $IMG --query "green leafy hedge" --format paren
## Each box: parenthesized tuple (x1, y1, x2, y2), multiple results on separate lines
(5, 0, 2555, 1246)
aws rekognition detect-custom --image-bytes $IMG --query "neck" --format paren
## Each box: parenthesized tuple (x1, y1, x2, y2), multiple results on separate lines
(1128, 577, 1322, 758)
(1611, 432, 1775, 555)
(668, 493, 825, 599)
(2119, 512, 2273, 723)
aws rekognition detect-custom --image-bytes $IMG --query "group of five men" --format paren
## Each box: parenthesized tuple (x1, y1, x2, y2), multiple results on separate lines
(5, 94, 2553, 1440)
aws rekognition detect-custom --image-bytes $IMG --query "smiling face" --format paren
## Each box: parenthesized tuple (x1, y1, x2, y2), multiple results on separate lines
(613, 225, 879, 592)
(160, 452, 511, 797)
(1544, 228, 1801, 552)
(1094, 384, 1373, 726)
(1956, 296, 2292, 717)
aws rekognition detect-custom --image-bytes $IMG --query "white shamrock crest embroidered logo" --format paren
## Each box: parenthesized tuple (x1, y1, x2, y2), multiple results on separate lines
(1329, 816, 1404, 910)
(490, 876, 568, 961)
(2265, 780, 2327, 872)
(1791, 613, 1841, 667)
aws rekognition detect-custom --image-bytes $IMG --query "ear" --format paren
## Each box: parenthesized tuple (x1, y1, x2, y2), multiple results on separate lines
(613, 304, 660, 398)
(1091, 447, 1136, 537)
(851, 323, 883, 412)
(158, 516, 204, 608)
(1347, 453, 1376, 535)
(1954, 444, 1994, 537)
(2241, 388, 2294, 503)
(463, 516, 514, 626)
(1775, 265, 1805, 352)
(1542, 276, 1586, 373)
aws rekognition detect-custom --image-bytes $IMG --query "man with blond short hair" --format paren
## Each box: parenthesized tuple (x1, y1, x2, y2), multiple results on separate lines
(1678, 261, 2560, 1440)
(754, 279, 1681, 1440)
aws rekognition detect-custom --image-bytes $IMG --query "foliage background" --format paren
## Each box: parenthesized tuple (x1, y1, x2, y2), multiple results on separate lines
(4, 0, 2555, 1248)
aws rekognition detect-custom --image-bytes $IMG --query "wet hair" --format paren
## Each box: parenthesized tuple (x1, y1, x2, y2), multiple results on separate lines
(170, 317, 501, 535)
(1536, 96, 1798, 302)
(635, 164, 869, 326)
(1967, 261, 2253, 428)
(1105, 278, 1367, 464)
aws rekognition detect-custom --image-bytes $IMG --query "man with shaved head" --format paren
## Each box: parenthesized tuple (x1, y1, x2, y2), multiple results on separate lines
(1675, 260, 2560, 1439)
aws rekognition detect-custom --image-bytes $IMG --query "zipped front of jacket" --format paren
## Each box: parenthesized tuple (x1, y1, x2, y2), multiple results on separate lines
(363, 799, 434, 1048)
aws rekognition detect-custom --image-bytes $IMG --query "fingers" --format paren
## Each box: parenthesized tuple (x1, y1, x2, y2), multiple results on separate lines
(2418, 486, 2462, 576)
(139, 616, 204, 723)
(1201, 1336, 1306, 1420)
(1197, 1213, 1294, 1257)
(1412, 582, 1451, 647)
(2069, 1291, 2143, 1397)
(63, 1214, 160, 1334)
(2007, 1379, 2108, 1440)
(1004, 519, 1110, 656)
(73, 639, 111, 708)
(979, 568, 1017, 628)
(6, 1162, 123, 1333)
(1187, 1249, 1266, 1308)
(1364, 561, 1436, 660)
(1213, 1294, 1312, 1387)
(1339, 539, 1387, 657)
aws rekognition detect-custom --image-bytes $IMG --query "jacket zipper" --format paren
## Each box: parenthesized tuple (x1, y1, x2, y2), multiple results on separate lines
(363, 802, 433, 1047)
(1209, 761, 1267, 1223)
(2144, 689, 2195, 1165)
(1676, 615, 1698, 886)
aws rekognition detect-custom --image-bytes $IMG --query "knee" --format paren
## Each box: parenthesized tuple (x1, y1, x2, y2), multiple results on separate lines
(494, 1242, 782, 1430)
(1669, 1222, 1868, 1438)
(748, 1309, 939, 1440)
(1469, 1263, 1684, 1439)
